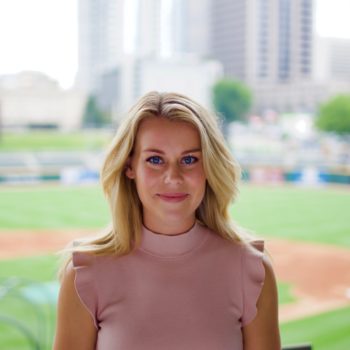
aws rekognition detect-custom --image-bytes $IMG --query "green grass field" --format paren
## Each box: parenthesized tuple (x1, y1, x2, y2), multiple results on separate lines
(280, 306, 350, 350)
(0, 184, 349, 349)
(1, 184, 349, 247)
(0, 131, 112, 151)
(0, 185, 110, 229)
(233, 184, 350, 247)
(0, 256, 58, 350)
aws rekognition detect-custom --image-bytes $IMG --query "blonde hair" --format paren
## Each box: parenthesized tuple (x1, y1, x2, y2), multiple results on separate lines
(69, 91, 250, 258)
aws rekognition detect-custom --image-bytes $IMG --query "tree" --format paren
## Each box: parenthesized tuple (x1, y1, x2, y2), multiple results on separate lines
(212, 79, 252, 124)
(316, 94, 350, 135)
(82, 95, 110, 128)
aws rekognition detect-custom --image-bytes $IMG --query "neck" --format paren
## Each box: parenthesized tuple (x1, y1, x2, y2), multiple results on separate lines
(143, 222, 196, 236)
(142, 215, 196, 236)
(139, 220, 208, 257)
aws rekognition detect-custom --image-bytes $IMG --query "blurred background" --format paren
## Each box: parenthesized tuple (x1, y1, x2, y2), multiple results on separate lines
(0, 0, 349, 349)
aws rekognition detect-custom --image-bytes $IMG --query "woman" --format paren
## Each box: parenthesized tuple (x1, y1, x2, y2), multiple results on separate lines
(53, 91, 280, 349)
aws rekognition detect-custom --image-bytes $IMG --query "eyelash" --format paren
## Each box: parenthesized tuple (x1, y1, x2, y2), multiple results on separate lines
(146, 156, 163, 165)
(182, 155, 198, 165)
(146, 155, 198, 165)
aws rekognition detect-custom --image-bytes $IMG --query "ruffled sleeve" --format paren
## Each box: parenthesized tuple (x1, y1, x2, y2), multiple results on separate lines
(241, 240, 265, 327)
(72, 251, 99, 329)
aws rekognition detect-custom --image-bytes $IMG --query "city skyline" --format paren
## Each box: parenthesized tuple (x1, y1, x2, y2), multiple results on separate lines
(0, 0, 349, 89)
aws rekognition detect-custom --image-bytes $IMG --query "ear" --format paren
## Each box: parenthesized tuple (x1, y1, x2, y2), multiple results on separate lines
(125, 157, 135, 179)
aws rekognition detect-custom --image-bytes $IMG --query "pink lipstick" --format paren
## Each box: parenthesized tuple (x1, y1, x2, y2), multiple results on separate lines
(157, 193, 188, 202)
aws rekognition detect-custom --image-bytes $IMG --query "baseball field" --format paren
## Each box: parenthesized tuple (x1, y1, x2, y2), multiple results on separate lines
(0, 183, 349, 349)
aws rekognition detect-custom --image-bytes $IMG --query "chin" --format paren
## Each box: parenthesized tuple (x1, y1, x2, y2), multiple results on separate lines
(161, 209, 195, 221)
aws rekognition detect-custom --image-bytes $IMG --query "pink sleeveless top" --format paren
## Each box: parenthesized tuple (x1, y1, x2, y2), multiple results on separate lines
(72, 222, 265, 350)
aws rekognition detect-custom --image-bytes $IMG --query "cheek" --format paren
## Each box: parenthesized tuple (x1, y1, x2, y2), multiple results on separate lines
(135, 167, 160, 190)
(186, 168, 207, 189)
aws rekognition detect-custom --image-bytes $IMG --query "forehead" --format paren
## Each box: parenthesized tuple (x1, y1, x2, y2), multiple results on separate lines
(134, 117, 201, 150)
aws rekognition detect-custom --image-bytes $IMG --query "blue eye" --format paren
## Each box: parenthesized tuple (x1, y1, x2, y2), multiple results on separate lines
(147, 156, 163, 164)
(182, 156, 198, 165)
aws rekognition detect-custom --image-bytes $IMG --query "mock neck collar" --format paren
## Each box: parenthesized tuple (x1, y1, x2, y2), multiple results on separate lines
(139, 221, 208, 257)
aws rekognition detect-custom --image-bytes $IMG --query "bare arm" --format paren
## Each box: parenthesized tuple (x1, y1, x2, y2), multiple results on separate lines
(53, 264, 97, 350)
(242, 255, 281, 350)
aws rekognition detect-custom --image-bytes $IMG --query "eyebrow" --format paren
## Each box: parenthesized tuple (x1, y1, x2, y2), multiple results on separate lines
(143, 148, 202, 155)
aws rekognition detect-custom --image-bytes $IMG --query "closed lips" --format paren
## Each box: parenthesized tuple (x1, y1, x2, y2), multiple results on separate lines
(158, 193, 188, 198)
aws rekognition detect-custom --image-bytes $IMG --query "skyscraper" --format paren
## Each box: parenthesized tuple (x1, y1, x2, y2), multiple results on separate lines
(314, 36, 350, 83)
(75, 0, 220, 116)
(76, 0, 125, 91)
(168, 0, 211, 57)
(76, 0, 162, 93)
(210, 0, 313, 85)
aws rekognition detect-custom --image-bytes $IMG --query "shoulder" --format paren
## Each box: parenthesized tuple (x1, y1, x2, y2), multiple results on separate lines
(243, 242, 277, 306)
(202, 226, 242, 252)
(259, 253, 279, 315)
(261, 253, 277, 288)
(62, 252, 101, 326)
(53, 261, 97, 349)
(242, 249, 281, 349)
(58, 259, 93, 310)
(59, 261, 76, 295)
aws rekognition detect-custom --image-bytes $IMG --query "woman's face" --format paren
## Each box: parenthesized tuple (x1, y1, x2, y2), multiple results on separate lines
(126, 117, 206, 234)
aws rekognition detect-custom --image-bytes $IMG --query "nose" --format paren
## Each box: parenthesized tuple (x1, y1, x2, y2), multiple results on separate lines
(164, 163, 183, 185)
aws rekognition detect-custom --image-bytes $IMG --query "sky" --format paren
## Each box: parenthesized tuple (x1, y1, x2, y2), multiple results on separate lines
(0, 0, 78, 89)
(0, 0, 349, 89)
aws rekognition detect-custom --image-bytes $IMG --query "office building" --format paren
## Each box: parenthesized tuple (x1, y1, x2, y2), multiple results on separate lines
(314, 36, 350, 83)
(76, 0, 162, 93)
(76, 0, 223, 118)
(210, 0, 313, 84)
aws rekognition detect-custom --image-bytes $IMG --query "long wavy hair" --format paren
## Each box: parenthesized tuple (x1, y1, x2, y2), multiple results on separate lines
(71, 91, 250, 258)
